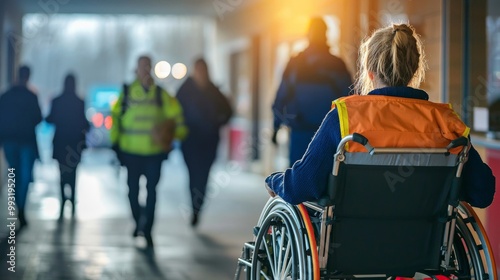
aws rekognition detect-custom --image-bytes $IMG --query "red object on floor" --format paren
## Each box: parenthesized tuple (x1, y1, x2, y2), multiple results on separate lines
(228, 126, 245, 162)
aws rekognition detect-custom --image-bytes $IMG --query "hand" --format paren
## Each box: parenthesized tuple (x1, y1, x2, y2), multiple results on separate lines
(112, 144, 125, 166)
(271, 129, 278, 145)
(265, 183, 277, 197)
(112, 144, 122, 160)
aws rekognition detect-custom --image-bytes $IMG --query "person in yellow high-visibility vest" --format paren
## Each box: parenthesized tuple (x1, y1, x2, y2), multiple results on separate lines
(111, 55, 187, 247)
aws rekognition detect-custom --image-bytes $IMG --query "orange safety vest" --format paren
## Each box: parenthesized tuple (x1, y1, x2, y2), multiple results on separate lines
(331, 95, 470, 153)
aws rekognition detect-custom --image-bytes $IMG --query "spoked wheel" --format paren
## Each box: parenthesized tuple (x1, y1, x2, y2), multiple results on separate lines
(251, 210, 307, 280)
(447, 202, 497, 280)
(450, 226, 475, 279)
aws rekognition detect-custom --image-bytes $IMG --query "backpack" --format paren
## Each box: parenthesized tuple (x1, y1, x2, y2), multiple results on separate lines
(284, 54, 344, 130)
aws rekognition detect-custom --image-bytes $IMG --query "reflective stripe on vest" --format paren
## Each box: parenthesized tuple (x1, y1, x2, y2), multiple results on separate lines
(121, 128, 153, 135)
(331, 95, 470, 153)
(126, 99, 159, 107)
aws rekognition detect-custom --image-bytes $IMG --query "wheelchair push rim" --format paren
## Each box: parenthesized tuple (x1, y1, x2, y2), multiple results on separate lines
(250, 198, 315, 280)
(451, 202, 497, 280)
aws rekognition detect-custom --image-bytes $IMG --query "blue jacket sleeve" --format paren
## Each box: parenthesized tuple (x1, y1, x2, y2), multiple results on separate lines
(461, 145, 496, 208)
(265, 110, 341, 204)
(272, 77, 292, 131)
(272, 58, 300, 131)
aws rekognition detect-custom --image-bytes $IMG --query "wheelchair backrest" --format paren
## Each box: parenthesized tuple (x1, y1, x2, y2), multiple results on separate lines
(327, 134, 468, 276)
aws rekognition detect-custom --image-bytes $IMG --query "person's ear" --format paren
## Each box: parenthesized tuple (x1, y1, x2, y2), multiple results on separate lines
(368, 71, 375, 81)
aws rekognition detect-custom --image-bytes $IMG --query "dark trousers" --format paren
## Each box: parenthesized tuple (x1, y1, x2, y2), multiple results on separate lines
(3, 142, 37, 211)
(58, 163, 77, 205)
(121, 152, 163, 235)
(182, 141, 217, 215)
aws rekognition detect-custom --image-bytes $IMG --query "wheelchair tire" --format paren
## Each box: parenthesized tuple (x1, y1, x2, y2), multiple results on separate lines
(251, 197, 313, 280)
(450, 202, 497, 280)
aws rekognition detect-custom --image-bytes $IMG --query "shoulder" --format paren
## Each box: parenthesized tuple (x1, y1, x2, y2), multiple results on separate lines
(317, 109, 342, 142)
(27, 87, 38, 96)
(51, 95, 63, 105)
(14, 85, 38, 97)
(0, 92, 8, 106)
(159, 86, 179, 105)
(182, 77, 195, 87)
(176, 77, 194, 95)
(78, 95, 85, 103)
(324, 108, 340, 124)
(127, 80, 141, 91)
(209, 82, 224, 96)
(288, 52, 306, 67)
(158, 85, 172, 98)
(74, 95, 85, 107)
(23, 88, 40, 103)
(283, 53, 305, 75)
(0, 89, 11, 100)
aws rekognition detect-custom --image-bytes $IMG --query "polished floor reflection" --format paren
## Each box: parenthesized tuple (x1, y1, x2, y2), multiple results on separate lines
(0, 149, 269, 280)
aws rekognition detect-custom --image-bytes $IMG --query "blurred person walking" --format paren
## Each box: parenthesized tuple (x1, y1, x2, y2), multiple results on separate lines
(272, 17, 353, 166)
(176, 58, 233, 227)
(46, 73, 89, 219)
(0, 65, 42, 228)
(111, 55, 188, 246)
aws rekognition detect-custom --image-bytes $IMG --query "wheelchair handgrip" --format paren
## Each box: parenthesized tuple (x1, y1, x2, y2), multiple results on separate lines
(352, 133, 369, 145)
(351, 133, 375, 154)
(447, 137, 469, 150)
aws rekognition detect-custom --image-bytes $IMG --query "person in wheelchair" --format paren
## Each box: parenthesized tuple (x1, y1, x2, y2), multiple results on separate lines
(265, 23, 495, 209)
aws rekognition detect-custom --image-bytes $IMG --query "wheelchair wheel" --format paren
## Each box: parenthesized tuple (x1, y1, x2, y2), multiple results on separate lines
(449, 202, 497, 280)
(250, 197, 313, 280)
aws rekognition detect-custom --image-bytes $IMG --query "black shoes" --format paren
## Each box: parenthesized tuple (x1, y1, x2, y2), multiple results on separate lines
(191, 213, 199, 227)
(144, 233, 154, 247)
(19, 210, 28, 228)
(132, 226, 153, 247)
(59, 201, 65, 220)
(59, 200, 76, 220)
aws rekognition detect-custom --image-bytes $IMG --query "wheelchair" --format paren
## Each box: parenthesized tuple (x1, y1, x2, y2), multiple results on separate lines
(235, 133, 497, 280)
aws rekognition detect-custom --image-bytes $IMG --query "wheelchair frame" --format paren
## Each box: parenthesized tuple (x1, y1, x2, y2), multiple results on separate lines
(235, 134, 497, 280)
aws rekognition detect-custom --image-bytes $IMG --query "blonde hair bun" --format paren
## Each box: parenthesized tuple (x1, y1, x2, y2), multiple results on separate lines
(355, 23, 427, 95)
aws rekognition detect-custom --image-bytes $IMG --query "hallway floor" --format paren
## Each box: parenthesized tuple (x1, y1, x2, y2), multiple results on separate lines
(0, 148, 270, 280)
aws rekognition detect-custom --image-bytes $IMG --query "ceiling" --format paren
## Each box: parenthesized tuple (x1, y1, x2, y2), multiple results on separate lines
(18, 0, 260, 17)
